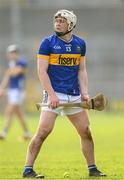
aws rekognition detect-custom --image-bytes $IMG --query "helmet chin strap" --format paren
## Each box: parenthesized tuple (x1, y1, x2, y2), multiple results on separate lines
(55, 29, 72, 37)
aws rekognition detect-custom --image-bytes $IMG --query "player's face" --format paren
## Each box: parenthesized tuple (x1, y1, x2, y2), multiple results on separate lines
(54, 17, 69, 33)
(7, 52, 19, 61)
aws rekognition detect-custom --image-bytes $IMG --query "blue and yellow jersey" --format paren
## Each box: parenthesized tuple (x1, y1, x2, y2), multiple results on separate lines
(8, 59, 27, 90)
(37, 34, 86, 95)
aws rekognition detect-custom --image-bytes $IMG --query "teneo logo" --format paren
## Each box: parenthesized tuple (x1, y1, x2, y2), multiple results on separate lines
(58, 55, 78, 66)
(53, 45, 61, 49)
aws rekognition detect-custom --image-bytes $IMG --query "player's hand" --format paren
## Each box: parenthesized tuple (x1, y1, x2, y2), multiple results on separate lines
(81, 94, 90, 102)
(48, 93, 59, 109)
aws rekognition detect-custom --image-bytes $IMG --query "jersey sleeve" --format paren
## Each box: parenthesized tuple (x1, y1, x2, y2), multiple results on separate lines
(37, 38, 50, 60)
(81, 40, 86, 56)
(17, 60, 27, 68)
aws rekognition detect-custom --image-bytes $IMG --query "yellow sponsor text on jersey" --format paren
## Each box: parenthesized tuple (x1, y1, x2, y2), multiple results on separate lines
(50, 54, 81, 66)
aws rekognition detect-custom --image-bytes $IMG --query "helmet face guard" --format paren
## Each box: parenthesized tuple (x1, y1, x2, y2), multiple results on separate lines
(54, 9, 77, 36)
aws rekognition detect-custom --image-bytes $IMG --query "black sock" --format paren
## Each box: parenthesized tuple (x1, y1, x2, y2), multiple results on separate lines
(24, 166, 33, 173)
(88, 165, 97, 172)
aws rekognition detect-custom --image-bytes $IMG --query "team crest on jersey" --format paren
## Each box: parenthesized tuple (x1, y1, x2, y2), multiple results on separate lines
(76, 46, 81, 52)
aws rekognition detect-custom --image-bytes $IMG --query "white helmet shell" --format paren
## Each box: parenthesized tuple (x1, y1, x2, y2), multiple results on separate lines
(54, 9, 77, 31)
(7, 44, 19, 53)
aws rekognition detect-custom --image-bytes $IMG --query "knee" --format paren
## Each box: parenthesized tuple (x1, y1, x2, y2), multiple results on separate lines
(36, 127, 52, 142)
(29, 128, 52, 150)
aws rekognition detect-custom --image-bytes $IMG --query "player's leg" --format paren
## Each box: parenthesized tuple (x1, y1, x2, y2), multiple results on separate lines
(0, 104, 15, 139)
(68, 110, 95, 165)
(67, 110, 106, 176)
(23, 111, 57, 178)
(15, 105, 32, 139)
(8, 89, 32, 139)
(0, 89, 19, 139)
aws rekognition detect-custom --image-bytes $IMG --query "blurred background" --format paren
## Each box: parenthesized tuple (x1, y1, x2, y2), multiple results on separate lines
(0, 0, 124, 112)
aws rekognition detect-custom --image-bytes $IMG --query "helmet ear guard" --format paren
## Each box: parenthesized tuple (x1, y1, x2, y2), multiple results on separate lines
(54, 9, 77, 32)
(68, 22, 76, 31)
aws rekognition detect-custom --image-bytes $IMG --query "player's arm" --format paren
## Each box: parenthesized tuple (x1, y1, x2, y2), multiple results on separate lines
(37, 58, 59, 108)
(0, 69, 10, 96)
(8, 66, 25, 76)
(78, 56, 89, 101)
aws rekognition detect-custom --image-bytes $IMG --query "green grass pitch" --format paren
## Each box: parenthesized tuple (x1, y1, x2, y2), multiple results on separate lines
(0, 111, 124, 179)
